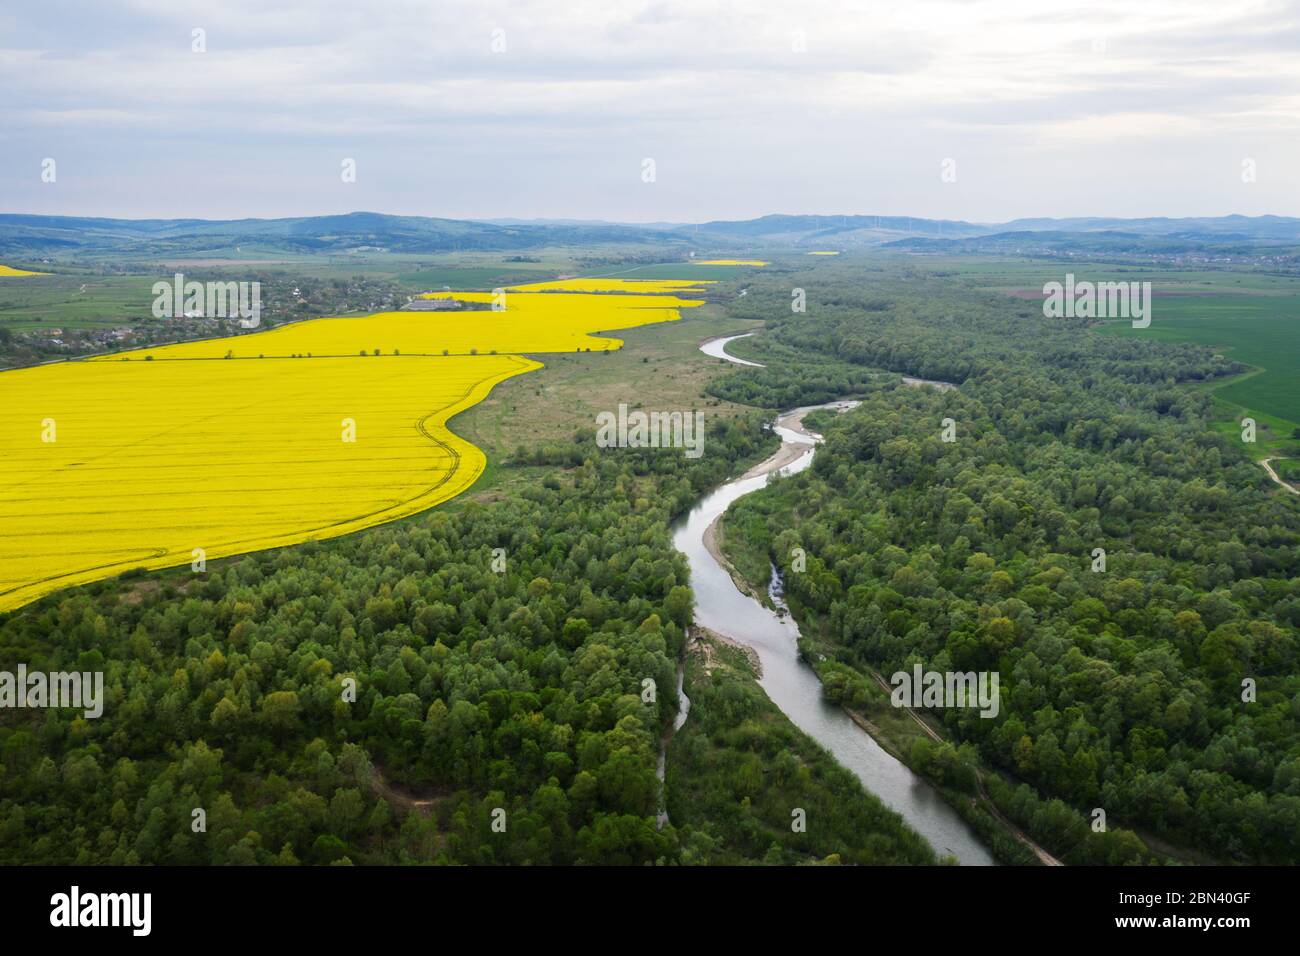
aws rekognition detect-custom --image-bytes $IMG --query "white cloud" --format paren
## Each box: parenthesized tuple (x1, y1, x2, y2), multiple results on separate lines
(1, 0, 1298, 219)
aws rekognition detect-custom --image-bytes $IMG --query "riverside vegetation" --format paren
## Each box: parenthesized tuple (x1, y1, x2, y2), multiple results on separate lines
(6, 252, 1293, 865)
(711, 256, 1300, 864)
(0, 261, 936, 865)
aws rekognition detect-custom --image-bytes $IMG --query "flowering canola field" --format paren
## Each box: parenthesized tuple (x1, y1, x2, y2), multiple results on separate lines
(0, 264, 49, 277)
(491, 278, 710, 294)
(116, 283, 705, 362)
(0, 280, 705, 611)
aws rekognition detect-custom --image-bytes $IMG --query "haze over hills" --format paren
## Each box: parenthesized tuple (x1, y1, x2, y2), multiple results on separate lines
(3, 210, 1300, 260)
(673, 213, 1300, 255)
(0, 212, 673, 258)
(998, 215, 1300, 239)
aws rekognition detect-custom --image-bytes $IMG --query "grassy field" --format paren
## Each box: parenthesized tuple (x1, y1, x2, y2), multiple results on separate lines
(0, 250, 568, 333)
(454, 294, 766, 503)
(0, 251, 729, 334)
(449, 260, 765, 470)
(458, 305, 761, 451)
(580, 261, 768, 281)
(938, 256, 1300, 465)
(1097, 290, 1300, 424)
(0, 273, 161, 330)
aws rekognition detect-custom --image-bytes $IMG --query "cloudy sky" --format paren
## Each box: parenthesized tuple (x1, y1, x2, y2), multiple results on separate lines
(2, 0, 1298, 222)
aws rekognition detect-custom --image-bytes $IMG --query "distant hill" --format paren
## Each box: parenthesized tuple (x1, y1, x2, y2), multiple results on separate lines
(999, 214, 1300, 239)
(3, 210, 1299, 259)
(677, 213, 1300, 251)
(0, 211, 685, 258)
(672, 213, 989, 246)
(882, 227, 1300, 260)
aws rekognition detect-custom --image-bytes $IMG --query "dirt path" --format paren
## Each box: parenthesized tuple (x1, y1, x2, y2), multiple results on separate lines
(370, 766, 447, 815)
(1261, 457, 1299, 495)
(973, 775, 1063, 867)
(867, 670, 944, 743)
(901, 375, 957, 392)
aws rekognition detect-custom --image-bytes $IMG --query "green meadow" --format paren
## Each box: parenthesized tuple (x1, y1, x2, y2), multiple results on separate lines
(1096, 288, 1300, 459)
(0, 273, 159, 331)
(581, 261, 767, 281)
(1098, 291, 1300, 418)
(940, 257, 1300, 463)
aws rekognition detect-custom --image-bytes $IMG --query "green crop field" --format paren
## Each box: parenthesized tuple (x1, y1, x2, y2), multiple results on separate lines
(1093, 285, 1300, 466)
(0, 273, 159, 330)
(934, 257, 1300, 463)
(581, 261, 768, 281)
(1097, 291, 1300, 422)
(394, 265, 559, 290)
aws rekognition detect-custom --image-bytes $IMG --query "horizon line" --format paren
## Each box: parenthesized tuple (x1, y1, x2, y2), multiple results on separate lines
(2, 209, 1299, 227)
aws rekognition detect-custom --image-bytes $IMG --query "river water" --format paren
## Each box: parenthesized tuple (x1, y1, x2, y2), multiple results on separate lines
(668, 397, 995, 865)
(700, 333, 765, 367)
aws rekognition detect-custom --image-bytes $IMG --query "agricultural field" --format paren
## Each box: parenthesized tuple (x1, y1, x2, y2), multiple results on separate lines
(0, 250, 656, 340)
(949, 257, 1300, 466)
(1097, 287, 1300, 412)
(0, 353, 535, 611)
(497, 277, 709, 294)
(581, 261, 765, 281)
(0, 273, 159, 331)
(109, 282, 706, 361)
(0, 278, 709, 612)
(1096, 279, 1300, 466)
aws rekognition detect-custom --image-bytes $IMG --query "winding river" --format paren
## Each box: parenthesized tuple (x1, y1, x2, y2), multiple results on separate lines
(700, 333, 765, 367)
(670, 339, 996, 865)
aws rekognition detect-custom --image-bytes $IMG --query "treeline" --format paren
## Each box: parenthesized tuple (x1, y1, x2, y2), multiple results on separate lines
(0, 490, 666, 863)
(0, 404, 938, 865)
(706, 342, 888, 409)
(0, 415, 769, 865)
(666, 638, 937, 865)
(815, 653, 1155, 864)
(714, 259, 1300, 863)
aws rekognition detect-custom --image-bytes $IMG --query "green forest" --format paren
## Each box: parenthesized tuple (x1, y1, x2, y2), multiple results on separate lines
(713, 258, 1300, 864)
(0, 397, 928, 865)
(3, 254, 1296, 866)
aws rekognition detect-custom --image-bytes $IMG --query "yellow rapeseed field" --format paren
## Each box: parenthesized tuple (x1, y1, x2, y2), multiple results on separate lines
(114, 287, 704, 362)
(692, 259, 768, 266)
(0, 283, 704, 611)
(807, 251, 840, 256)
(0, 264, 49, 277)
(499, 278, 712, 294)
